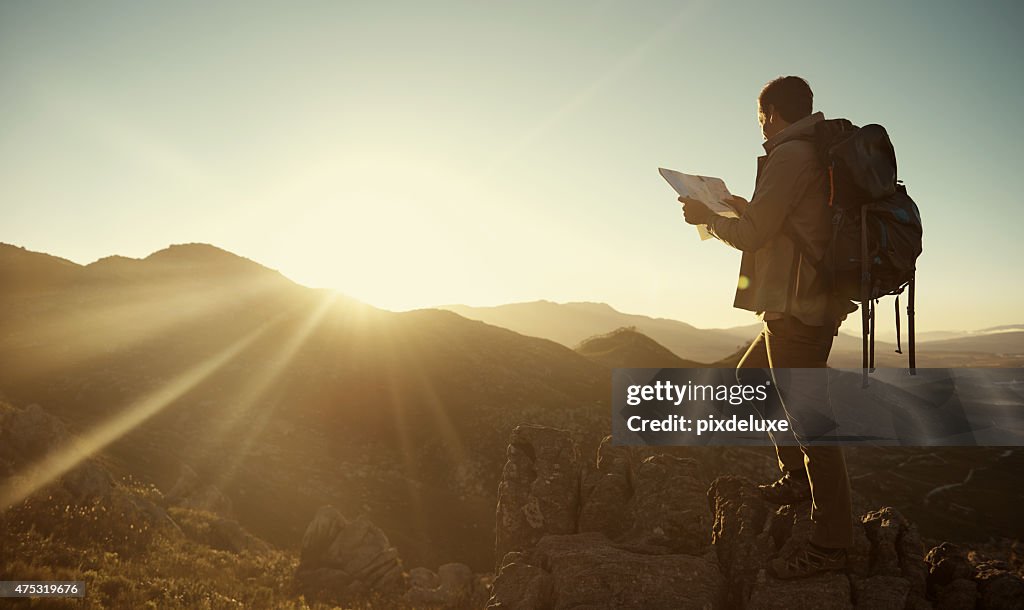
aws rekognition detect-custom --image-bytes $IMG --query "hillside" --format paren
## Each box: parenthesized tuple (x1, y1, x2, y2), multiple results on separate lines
(574, 327, 704, 368)
(0, 243, 610, 570)
(440, 301, 753, 363)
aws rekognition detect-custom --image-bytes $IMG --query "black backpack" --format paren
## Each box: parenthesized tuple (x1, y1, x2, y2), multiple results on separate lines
(788, 119, 923, 382)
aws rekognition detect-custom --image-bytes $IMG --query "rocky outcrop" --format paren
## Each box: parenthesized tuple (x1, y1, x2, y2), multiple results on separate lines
(577, 436, 632, 538)
(491, 428, 722, 609)
(924, 542, 1024, 610)
(295, 506, 405, 604)
(708, 476, 772, 608)
(296, 505, 491, 608)
(860, 507, 928, 605)
(490, 425, 1024, 610)
(401, 562, 488, 608)
(494, 424, 581, 568)
(625, 454, 709, 554)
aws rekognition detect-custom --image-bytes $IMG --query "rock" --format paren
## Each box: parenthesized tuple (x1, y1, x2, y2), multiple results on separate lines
(934, 578, 978, 610)
(748, 570, 853, 610)
(973, 560, 1024, 610)
(494, 425, 581, 568)
(402, 585, 451, 607)
(926, 543, 976, 595)
(61, 461, 114, 500)
(437, 562, 473, 596)
(402, 562, 477, 609)
(862, 507, 928, 602)
(301, 506, 349, 564)
(296, 506, 404, 604)
(625, 454, 710, 555)
(489, 532, 722, 610)
(578, 436, 633, 538)
(853, 575, 910, 610)
(488, 554, 554, 609)
(707, 475, 772, 608)
(0, 403, 67, 467)
(407, 567, 440, 590)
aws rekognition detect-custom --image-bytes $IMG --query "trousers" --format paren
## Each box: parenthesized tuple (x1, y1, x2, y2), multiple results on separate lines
(737, 316, 854, 549)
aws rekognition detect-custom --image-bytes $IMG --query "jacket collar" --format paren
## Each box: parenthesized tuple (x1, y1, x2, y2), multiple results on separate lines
(762, 111, 824, 153)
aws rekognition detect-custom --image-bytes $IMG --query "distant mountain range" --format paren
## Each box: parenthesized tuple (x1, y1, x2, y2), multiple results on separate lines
(441, 300, 1024, 368)
(440, 301, 759, 363)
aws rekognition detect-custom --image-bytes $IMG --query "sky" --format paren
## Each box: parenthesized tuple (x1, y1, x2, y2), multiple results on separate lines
(2, 0, 1022, 331)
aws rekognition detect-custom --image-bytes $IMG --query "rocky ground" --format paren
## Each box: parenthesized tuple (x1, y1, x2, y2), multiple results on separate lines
(1, 402, 1022, 608)
(485, 425, 1024, 610)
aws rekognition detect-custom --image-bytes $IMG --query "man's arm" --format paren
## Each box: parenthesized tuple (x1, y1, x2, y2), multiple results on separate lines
(705, 144, 816, 252)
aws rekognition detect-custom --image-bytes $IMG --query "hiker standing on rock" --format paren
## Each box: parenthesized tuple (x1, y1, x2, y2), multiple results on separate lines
(679, 76, 856, 579)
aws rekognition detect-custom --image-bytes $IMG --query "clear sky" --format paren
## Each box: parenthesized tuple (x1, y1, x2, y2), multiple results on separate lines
(2, 0, 1022, 331)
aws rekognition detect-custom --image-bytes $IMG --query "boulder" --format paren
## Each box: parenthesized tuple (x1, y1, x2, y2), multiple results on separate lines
(494, 425, 581, 568)
(296, 506, 404, 604)
(488, 553, 553, 609)
(402, 562, 478, 609)
(61, 461, 114, 501)
(862, 507, 928, 604)
(926, 543, 976, 596)
(578, 436, 633, 538)
(973, 560, 1024, 610)
(625, 454, 710, 555)
(707, 475, 771, 608)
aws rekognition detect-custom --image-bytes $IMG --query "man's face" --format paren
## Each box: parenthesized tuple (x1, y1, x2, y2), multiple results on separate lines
(758, 103, 782, 141)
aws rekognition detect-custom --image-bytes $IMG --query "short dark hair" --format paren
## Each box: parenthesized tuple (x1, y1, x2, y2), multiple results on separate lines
(758, 76, 813, 123)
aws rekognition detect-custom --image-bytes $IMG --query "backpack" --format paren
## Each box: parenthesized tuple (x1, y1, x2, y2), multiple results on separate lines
(787, 119, 923, 383)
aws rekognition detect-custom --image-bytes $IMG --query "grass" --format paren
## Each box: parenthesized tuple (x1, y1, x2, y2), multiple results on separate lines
(0, 476, 345, 609)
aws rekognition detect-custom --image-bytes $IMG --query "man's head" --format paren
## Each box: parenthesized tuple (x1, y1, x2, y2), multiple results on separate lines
(757, 76, 813, 140)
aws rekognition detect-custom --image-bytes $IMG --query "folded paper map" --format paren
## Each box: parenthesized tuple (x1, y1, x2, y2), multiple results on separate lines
(659, 168, 738, 240)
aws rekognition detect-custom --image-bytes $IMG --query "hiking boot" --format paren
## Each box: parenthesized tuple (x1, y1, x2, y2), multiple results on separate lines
(757, 471, 812, 505)
(770, 543, 847, 580)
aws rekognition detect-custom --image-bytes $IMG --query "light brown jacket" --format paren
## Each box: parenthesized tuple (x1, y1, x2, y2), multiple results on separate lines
(707, 112, 852, 327)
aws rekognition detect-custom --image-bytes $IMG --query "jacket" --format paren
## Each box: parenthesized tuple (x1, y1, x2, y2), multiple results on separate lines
(706, 111, 853, 327)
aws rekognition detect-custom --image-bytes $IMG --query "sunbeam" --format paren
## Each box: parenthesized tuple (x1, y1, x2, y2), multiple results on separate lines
(0, 273, 289, 384)
(0, 318, 278, 510)
(207, 291, 338, 487)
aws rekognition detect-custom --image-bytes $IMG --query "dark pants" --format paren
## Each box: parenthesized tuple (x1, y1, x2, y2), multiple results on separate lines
(738, 316, 854, 549)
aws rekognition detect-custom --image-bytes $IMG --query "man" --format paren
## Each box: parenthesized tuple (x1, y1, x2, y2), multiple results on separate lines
(679, 76, 856, 580)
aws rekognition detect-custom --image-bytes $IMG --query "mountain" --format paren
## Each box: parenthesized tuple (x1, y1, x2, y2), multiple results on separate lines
(440, 301, 754, 363)
(827, 329, 1024, 368)
(574, 327, 703, 368)
(442, 299, 1024, 370)
(0, 243, 611, 570)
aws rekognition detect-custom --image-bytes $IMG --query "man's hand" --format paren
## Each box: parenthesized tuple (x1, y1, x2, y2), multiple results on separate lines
(724, 195, 748, 215)
(679, 196, 714, 225)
